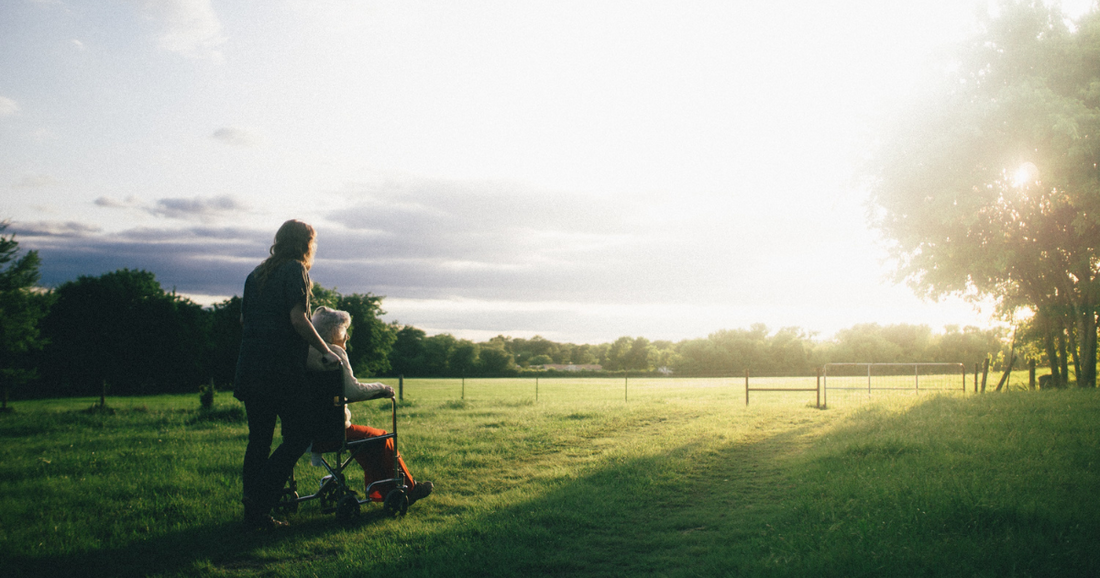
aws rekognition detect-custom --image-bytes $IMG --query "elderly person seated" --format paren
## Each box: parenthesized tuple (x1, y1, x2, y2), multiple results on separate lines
(306, 306, 433, 505)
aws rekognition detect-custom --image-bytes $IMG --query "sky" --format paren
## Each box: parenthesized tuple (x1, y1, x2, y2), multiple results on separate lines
(2, 0, 1095, 344)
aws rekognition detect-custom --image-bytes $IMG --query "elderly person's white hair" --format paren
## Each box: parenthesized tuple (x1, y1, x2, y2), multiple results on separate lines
(311, 306, 351, 344)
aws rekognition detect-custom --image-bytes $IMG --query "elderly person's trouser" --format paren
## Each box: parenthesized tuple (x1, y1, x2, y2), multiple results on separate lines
(242, 390, 312, 513)
(345, 424, 416, 501)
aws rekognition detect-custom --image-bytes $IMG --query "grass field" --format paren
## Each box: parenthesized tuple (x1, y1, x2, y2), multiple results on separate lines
(1, 376, 1097, 577)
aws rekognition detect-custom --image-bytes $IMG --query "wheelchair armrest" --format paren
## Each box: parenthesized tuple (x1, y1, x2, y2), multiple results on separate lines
(345, 433, 395, 450)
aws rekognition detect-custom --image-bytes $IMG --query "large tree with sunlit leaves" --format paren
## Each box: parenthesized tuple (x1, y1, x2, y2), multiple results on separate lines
(865, 1, 1100, 387)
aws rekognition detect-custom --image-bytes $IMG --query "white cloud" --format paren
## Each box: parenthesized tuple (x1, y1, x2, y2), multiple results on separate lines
(211, 126, 263, 147)
(15, 220, 101, 237)
(150, 195, 248, 221)
(94, 196, 143, 208)
(141, 0, 226, 61)
(0, 96, 19, 117)
(31, 128, 56, 143)
(95, 194, 247, 222)
(13, 174, 60, 188)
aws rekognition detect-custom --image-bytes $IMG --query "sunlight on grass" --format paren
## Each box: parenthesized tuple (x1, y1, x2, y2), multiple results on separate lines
(2, 380, 1096, 577)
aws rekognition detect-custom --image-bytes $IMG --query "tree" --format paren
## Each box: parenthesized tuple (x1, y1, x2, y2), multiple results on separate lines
(528, 354, 553, 366)
(476, 344, 516, 375)
(766, 327, 814, 376)
(207, 296, 242, 387)
(829, 324, 909, 363)
(623, 336, 653, 371)
(650, 340, 682, 373)
(39, 269, 208, 396)
(389, 324, 427, 376)
(865, 1, 1100, 386)
(421, 333, 457, 376)
(934, 325, 1009, 366)
(602, 336, 634, 371)
(572, 344, 599, 365)
(0, 224, 52, 408)
(450, 340, 479, 376)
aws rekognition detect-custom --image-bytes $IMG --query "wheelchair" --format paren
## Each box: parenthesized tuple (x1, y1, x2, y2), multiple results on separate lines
(274, 368, 410, 521)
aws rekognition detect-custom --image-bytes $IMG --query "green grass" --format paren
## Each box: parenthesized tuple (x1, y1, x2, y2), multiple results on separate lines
(1, 379, 1097, 577)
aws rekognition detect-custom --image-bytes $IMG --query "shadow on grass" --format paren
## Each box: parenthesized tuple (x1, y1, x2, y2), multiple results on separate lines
(314, 394, 1100, 577)
(6, 416, 822, 578)
(11, 393, 1099, 577)
(6, 500, 402, 577)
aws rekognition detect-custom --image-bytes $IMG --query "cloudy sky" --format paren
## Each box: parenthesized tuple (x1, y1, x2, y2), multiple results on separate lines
(3, 0, 1093, 344)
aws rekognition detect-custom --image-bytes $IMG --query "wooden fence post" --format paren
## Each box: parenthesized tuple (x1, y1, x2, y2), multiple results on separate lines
(816, 367, 821, 408)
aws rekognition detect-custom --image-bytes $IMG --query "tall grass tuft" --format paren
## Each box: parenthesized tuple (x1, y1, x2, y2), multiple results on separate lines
(198, 381, 215, 410)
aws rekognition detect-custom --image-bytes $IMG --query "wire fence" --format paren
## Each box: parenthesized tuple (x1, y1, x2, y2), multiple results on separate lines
(822, 363, 968, 407)
(370, 371, 971, 408)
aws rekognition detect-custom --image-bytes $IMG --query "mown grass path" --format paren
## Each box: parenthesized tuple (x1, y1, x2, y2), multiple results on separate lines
(2, 379, 1097, 577)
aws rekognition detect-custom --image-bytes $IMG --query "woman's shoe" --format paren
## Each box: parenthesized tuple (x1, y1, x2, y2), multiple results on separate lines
(246, 513, 289, 530)
(242, 495, 288, 529)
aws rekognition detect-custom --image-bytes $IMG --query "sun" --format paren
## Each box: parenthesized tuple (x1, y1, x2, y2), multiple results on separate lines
(1012, 162, 1040, 188)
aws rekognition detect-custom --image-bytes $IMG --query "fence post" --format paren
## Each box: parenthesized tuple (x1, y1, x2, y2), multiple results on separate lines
(535, 376, 539, 402)
(399, 374, 404, 401)
(1028, 359, 1036, 390)
(981, 358, 990, 393)
(745, 369, 750, 405)
(816, 367, 821, 408)
(974, 363, 979, 393)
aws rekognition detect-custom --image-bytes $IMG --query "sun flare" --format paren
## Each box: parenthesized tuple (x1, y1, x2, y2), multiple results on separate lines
(1012, 161, 1040, 188)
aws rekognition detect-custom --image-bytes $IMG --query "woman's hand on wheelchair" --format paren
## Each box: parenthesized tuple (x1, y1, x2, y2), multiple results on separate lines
(321, 351, 342, 368)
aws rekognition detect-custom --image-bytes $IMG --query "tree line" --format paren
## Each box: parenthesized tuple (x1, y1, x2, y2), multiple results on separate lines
(0, 226, 1013, 401)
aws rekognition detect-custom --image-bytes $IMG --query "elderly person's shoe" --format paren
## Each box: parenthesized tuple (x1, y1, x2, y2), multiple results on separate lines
(408, 481, 433, 505)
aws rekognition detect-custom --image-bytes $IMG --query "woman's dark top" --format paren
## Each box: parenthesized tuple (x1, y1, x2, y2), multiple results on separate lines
(233, 260, 311, 402)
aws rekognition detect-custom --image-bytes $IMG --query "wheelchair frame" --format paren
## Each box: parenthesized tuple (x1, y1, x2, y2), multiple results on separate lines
(275, 369, 410, 521)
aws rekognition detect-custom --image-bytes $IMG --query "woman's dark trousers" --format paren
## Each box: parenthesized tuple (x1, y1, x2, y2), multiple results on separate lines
(242, 390, 312, 513)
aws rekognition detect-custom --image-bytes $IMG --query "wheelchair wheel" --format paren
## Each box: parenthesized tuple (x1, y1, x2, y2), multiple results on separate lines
(318, 477, 339, 508)
(274, 490, 299, 515)
(383, 489, 409, 517)
(336, 495, 360, 521)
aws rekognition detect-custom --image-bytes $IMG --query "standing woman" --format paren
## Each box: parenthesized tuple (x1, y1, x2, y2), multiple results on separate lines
(233, 219, 340, 529)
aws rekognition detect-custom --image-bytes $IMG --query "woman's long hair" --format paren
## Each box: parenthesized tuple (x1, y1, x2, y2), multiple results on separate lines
(255, 219, 316, 290)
